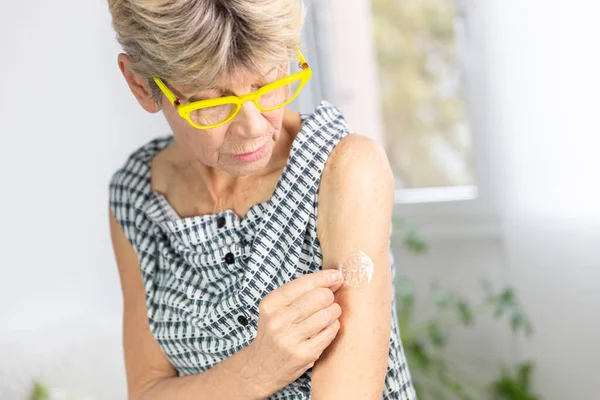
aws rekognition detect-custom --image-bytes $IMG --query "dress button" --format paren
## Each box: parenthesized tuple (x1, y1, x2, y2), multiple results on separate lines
(217, 216, 226, 228)
(237, 315, 249, 326)
(225, 252, 235, 264)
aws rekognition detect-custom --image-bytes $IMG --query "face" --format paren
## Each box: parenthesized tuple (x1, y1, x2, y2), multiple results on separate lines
(119, 54, 289, 177)
(164, 65, 289, 177)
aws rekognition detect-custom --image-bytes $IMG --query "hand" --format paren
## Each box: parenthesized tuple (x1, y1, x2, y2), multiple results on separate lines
(246, 269, 344, 396)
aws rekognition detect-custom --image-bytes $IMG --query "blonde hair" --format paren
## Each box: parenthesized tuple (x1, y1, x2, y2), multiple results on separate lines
(107, 0, 306, 103)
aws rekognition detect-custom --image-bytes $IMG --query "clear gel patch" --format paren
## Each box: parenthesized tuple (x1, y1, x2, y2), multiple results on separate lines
(338, 251, 374, 288)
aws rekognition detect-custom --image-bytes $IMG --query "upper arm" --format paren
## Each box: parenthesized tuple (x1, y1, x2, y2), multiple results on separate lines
(311, 134, 395, 399)
(109, 207, 177, 399)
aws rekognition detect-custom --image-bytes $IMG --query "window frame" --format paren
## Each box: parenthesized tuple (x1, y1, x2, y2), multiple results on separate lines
(307, 0, 499, 233)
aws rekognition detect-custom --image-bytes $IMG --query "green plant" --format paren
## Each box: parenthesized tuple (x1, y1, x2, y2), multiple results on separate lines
(29, 381, 79, 400)
(393, 216, 429, 254)
(393, 218, 535, 400)
(29, 382, 52, 400)
(489, 361, 540, 400)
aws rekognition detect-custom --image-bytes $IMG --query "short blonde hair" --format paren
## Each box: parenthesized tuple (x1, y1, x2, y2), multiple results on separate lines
(107, 0, 306, 102)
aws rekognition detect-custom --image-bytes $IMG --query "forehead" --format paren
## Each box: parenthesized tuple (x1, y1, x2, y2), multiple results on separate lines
(181, 61, 287, 92)
(223, 62, 286, 85)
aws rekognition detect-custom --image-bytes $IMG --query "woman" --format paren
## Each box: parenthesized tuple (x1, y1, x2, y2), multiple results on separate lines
(107, 0, 415, 399)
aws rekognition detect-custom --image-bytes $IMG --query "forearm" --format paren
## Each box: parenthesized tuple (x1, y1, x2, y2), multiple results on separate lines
(141, 344, 273, 400)
(310, 283, 392, 400)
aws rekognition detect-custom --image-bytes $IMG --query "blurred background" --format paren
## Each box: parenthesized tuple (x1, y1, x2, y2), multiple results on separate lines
(1, 0, 599, 399)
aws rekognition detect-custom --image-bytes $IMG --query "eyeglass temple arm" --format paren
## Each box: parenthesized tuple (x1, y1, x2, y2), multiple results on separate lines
(153, 77, 180, 106)
(295, 48, 309, 69)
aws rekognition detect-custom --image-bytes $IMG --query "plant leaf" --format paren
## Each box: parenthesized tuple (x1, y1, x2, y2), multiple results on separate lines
(457, 300, 474, 325)
(426, 320, 446, 347)
(489, 361, 540, 400)
(436, 367, 474, 400)
(405, 227, 429, 253)
(500, 288, 516, 306)
(406, 340, 432, 371)
(434, 288, 452, 310)
(517, 361, 534, 390)
(29, 382, 51, 400)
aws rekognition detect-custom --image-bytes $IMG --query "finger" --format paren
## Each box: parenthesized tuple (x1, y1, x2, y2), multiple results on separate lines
(288, 287, 335, 324)
(272, 269, 343, 305)
(303, 319, 341, 353)
(296, 302, 342, 340)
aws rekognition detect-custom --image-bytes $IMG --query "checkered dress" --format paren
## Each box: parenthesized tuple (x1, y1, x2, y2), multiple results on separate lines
(109, 101, 416, 399)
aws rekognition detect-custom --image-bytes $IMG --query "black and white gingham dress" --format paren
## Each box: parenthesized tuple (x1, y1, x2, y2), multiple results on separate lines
(109, 101, 416, 399)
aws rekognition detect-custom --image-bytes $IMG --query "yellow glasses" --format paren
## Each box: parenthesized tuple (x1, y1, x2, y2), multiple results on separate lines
(153, 48, 312, 129)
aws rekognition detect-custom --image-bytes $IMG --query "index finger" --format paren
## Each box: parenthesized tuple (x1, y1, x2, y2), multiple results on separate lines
(272, 269, 343, 305)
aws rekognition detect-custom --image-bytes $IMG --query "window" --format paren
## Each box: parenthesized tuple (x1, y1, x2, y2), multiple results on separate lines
(318, 0, 477, 204)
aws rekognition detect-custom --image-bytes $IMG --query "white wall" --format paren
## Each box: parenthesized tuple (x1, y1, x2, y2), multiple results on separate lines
(0, 1, 168, 399)
(485, 1, 600, 398)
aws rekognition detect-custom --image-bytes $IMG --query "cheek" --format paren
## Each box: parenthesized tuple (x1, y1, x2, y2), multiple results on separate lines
(162, 106, 225, 160)
(161, 101, 187, 133)
(264, 109, 285, 130)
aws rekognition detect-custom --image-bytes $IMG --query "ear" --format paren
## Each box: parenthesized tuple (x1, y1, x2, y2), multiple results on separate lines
(117, 53, 162, 113)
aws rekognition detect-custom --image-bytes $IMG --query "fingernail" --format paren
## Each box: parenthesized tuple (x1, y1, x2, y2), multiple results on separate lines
(330, 270, 343, 282)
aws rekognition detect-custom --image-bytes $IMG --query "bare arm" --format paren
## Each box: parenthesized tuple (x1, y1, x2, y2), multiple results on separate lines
(109, 208, 269, 400)
(310, 135, 395, 399)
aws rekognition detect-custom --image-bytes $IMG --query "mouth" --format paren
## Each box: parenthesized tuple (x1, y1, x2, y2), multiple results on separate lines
(231, 143, 268, 163)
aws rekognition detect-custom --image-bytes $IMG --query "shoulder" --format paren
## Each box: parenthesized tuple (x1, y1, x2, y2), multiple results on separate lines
(320, 133, 394, 197)
(115, 134, 174, 173)
(109, 135, 173, 237)
(316, 133, 395, 245)
(109, 135, 174, 197)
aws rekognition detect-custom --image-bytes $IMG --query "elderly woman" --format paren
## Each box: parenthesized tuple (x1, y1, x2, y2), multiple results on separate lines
(107, 1, 415, 399)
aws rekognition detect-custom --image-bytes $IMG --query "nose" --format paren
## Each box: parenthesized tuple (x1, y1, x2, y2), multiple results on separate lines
(228, 100, 268, 138)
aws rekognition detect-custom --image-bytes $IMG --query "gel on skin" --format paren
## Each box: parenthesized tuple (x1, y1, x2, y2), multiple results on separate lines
(337, 251, 374, 288)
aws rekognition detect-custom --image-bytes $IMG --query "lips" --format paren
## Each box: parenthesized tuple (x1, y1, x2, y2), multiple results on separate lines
(231, 143, 268, 162)
(234, 146, 264, 156)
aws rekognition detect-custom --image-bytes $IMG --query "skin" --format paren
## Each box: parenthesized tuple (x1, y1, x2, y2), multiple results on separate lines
(119, 56, 297, 217)
(112, 53, 395, 399)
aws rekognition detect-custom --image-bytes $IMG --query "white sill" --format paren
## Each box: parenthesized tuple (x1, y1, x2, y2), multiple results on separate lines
(394, 185, 479, 205)
(391, 185, 501, 240)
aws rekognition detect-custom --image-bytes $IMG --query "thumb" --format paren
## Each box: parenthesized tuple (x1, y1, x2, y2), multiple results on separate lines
(328, 279, 344, 293)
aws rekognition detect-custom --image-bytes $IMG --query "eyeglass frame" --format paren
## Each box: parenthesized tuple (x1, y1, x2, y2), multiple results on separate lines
(152, 48, 312, 130)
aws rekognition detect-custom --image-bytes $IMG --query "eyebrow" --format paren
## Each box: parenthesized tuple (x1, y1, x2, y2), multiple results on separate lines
(188, 91, 228, 102)
(185, 66, 282, 102)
